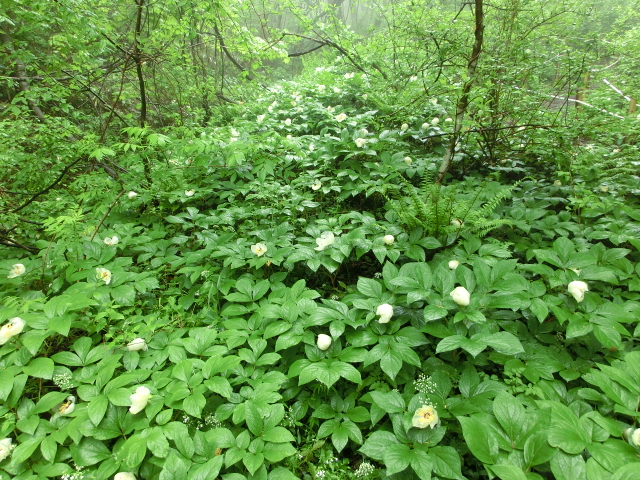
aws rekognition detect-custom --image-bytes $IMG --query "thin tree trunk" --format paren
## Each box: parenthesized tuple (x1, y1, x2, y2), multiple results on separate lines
(133, 0, 147, 127)
(436, 0, 484, 183)
(0, 23, 45, 122)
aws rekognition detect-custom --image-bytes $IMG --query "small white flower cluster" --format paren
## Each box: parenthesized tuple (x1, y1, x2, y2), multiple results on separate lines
(53, 372, 74, 390)
(414, 373, 436, 396)
(61, 464, 84, 480)
(354, 461, 375, 478)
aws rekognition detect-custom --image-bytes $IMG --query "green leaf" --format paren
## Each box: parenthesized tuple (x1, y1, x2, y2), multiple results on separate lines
(10, 435, 44, 464)
(147, 427, 170, 458)
(190, 456, 224, 480)
(548, 404, 590, 454)
(430, 446, 463, 480)
(489, 465, 528, 480)
(383, 443, 413, 476)
(457, 416, 499, 464)
(524, 432, 557, 467)
(243, 452, 264, 476)
(370, 390, 405, 414)
(183, 393, 206, 418)
(410, 449, 433, 480)
(423, 305, 448, 321)
(357, 277, 383, 299)
(360, 431, 398, 461)
(483, 332, 524, 355)
(33, 391, 70, 414)
(88, 394, 109, 426)
(23, 357, 55, 379)
(245, 401, 264, 435)
(550, 451, 586, 480)
(70, 437, 112, 466)
(262, 426, 295, 443)
(492, 392, 527, 444)
(267, 467, 299, 480)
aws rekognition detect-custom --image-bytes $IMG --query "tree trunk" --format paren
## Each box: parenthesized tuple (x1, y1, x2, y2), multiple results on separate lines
(436, 0, 484, 183)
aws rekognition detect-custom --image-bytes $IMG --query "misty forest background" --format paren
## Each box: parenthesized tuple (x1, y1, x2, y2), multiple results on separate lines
(2, 1, 640, 480)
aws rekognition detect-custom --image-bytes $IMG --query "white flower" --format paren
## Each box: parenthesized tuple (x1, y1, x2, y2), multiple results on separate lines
(185, 189, 195, 197)
(96, 268, 111, 285)
(631, 428, 640, 447)
(284, 118, 292, 126)
(312, 181, 322, 191)
(400, 123, 408, 131)
(129, 386, 152, 414)
(128, 191, 138, 199)
(445, 117, 453, 123)
(0, 438, 14, 462)
(104, 236, 118, 246)
(360, 128, 368, 136)
(600, 185, 609, 193)
(127, 338, 148, 352)
(355, 138, 367, 148)
(404, 157, 412, 165)
(335, 113, 347, 122)
(318, 85, 326, 92)
(114, 473, 137, 480)
(333, 87, 341, 93)
(0, 317, 25, 345)
(421, 122, 429, 130)
(257, 114, 265, 123)
(309, 144, 315, 151)
(362, 94, 368, 100)
(409, 75, 418, 82)
(451, 219, 463, 227)
(430, 98, 438, 106)
(314, 231, 335, 251)
(317, 334, 332, 351)
(376, 304, 394, 324)
(7, 263, 25, 278)
(383, 235, 394, 245)
(57, 395, 76, 416)
(568, 281, 588, 302)
(251, 243, 268, 257)
(554, 180, 562, 186)
(344, 72, 355, 79)
(431, 117, 439, 125)
(412, 405, 439, 429)
(327, 106, 335, 113)
(449, 260, 459, 270)
(450, 286, 470, 306)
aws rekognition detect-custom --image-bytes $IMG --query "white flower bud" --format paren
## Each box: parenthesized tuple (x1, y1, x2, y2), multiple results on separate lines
(450, 286, 470, 306)
(128, 191, 138, 199)
(114, 473, 137, 480)
(448, 260, 459, 270)
(383, 235, 395, 245)
(317, 334, 332, 351)
(129, 386, 152, 414)
(568, 281, 588, 302)
(127, 338, 148, 352)
(376, 304, 394, 324)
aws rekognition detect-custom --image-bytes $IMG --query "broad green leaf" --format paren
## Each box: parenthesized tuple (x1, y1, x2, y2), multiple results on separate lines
(550, 451, 586, 480)
(489, 464, 528, 480)
(383, 443, 413, 476)
(457, 416, 499, 464)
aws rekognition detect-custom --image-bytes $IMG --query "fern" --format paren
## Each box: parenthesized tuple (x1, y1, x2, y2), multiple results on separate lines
(384, 169, 525, 241)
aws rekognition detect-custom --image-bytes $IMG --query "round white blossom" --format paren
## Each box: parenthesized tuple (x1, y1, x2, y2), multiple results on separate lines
(404, 157, 412, 165)
(129, 386, 152, 414)
(568, 281, 588, 302)
(431, 117, 439, 125)
(185, 189, 195, 197)
(104, 236, 118, 246)
(284, 118, 292, 126)
(251, 243, 268, 257)
(127, 338, 148, 352)
(0, 438, 14, 462)
(114, 473, 137, 480)
(314, 232, 335, 251)
(96, 268, 112, 285)
(448, 260, 459, 270)
(450, 286, 470, 306)
(128, 191, 138, 199)
(312, 181, 322, 191)
(383, 235, 394, 245)
(7, 263, 25, 278)
(317, 334, 332, 350)
(335, 113, 347, 122)
(257, 114, 265, 123)
(355, 138, 367, 148)
(376, 304, 394, 324)
(0, 317, 25, 345)
(400, 123, 409, 131)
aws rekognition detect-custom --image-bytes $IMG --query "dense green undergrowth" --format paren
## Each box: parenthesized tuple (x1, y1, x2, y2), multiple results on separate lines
(2, 69, 640, 480)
